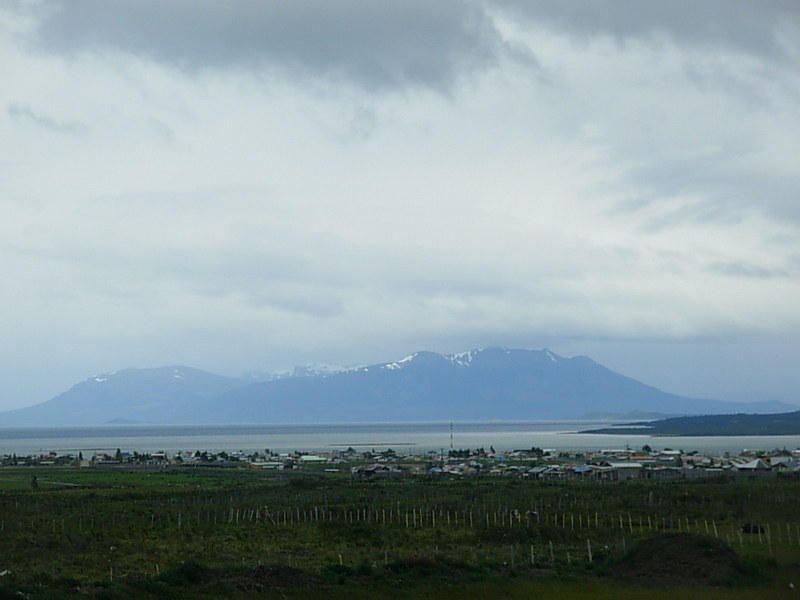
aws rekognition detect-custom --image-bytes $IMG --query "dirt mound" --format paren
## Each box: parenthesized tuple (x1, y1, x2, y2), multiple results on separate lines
(609, 533, 739, 587)
(159, 561, 322, 592)
(204, 564, 322, 592)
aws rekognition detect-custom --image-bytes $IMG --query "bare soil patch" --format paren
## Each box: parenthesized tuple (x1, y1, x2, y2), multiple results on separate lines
(609, 532, 739, 587)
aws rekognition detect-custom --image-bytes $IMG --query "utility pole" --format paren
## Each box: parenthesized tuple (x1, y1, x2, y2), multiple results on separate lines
(450, 422, 454, 453)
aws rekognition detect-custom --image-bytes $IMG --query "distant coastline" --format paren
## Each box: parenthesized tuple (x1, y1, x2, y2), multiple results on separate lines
(1, 420, 799, 458)
(581, 411, 800, 437)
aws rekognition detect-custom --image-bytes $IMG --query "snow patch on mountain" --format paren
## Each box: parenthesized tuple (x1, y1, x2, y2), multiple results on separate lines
(380, 347, 546, 370)
(243, 363, 354, 381)
(383, 353, 418, 370)
(249, 348, 563, 379)
(449, 349, 482, 366)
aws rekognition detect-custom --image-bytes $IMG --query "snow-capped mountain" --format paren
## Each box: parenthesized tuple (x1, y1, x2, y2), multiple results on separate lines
(379, 347, 560, 370)
(208, 348, 797, 424)
(1, 348, 795, 426)
(242, 363, 353, 382)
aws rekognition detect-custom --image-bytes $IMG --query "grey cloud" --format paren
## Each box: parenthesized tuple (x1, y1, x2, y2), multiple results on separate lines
(495, 0, 800, 64)
(710, 261, 791, 279)
(486, 2, 799, 231)
(245, 288, 344, 318)
(175, 250, 349, 311)
(615, 150, 800, 229)
(29, 0, 511, 92)
(148, 117, 175, 143)
(7, 103, 89, 134)
(8, 212, 528, 322)
(10, 221, 356, 319)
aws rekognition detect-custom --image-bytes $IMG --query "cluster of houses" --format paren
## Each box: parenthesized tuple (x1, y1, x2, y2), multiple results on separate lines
(4, 446, 800, 481)
(346, 446, 800, 481)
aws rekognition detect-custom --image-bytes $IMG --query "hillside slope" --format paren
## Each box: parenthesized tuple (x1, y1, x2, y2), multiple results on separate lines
(207, 348, 765, 423)
(0, 366, 246, 426)
(1, 348, 795, 426)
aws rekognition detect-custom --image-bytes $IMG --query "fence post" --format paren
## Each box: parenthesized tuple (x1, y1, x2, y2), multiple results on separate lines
(767, 524, 773, 555)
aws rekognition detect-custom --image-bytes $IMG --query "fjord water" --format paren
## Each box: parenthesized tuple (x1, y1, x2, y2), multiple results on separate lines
(1, 422, 798, 457)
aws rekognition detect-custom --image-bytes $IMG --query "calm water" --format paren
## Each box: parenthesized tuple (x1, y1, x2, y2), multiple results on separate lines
(0, 422, 798, 457)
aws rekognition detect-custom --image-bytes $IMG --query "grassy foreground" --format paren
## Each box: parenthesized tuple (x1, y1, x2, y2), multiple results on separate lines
(0, 466, 798, 598)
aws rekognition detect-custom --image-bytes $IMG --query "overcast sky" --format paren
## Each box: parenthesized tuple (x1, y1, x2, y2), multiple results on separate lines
(1, 1, 799, 412)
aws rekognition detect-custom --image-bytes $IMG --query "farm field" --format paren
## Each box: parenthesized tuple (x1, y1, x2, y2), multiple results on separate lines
(0, 466, 798, 598)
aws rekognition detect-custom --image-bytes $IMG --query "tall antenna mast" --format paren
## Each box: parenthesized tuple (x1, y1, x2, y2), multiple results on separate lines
(450, 422, 453, 452)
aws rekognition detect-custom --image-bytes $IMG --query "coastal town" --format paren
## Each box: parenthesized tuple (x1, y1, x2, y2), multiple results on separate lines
(4, 444, 800, 481)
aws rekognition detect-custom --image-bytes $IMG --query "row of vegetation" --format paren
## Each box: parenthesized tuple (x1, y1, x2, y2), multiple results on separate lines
(0, 466, 798, 598)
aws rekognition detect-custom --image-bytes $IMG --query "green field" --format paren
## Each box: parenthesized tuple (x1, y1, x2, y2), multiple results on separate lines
(0, 466, 798, 598)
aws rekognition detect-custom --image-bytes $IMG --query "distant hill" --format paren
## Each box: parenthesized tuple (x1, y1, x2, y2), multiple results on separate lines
(0, 366, 244, 427)
(0, 348, 796, 426)
(581, 411, 800, 436)
(208, 348, 795, 423)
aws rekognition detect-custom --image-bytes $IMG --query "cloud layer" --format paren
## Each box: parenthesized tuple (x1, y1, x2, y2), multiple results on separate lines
(1, 1, 799, 410)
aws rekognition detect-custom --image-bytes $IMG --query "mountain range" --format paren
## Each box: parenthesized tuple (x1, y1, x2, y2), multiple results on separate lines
(0, 348, 795, 427)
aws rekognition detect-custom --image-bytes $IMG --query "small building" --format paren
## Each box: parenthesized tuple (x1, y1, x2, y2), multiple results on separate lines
(351, 464, 403, 481)
(593, 461, 644, 481)
(736, 458, 771, 472)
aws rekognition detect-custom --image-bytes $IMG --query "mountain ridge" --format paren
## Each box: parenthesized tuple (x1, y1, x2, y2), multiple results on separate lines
(0, 348, 796, 427)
